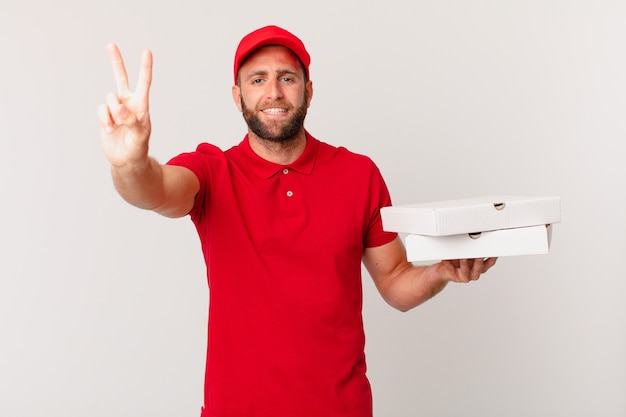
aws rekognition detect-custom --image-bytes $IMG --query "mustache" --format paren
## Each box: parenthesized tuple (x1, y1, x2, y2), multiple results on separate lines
(258, 101, 292, 110)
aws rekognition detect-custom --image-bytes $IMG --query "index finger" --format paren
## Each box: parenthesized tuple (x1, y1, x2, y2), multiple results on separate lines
(107, 43, 130, 96)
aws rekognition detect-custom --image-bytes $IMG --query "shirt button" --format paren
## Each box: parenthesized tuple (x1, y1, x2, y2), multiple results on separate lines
(286, 191, 293, 197)
(282, 168, 289, 175)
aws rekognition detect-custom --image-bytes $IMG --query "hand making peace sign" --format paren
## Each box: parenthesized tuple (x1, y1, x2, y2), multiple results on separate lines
(97, 44, 153, 168)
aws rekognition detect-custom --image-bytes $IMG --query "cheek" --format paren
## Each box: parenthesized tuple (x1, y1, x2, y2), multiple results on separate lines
(240, 90, 263, 110)
(240, 96, 255, 115)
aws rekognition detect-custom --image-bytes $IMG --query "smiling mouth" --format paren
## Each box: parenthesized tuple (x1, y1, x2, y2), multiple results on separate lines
(262, 108, 288, 115)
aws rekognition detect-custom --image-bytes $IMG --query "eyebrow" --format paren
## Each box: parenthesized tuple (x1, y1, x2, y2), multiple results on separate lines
(244, 68, 300, 81)
(276, 69, 299, 77)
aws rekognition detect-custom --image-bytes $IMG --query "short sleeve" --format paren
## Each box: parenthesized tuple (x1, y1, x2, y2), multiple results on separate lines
(363, 160, 398, 248)
(167, 142, 227, 221)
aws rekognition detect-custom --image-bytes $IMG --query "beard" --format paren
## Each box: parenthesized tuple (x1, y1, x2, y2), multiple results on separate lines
(241, 91, 308, 144)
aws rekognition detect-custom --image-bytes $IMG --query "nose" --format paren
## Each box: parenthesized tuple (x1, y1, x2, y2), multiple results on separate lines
(266, 79, 284, 100)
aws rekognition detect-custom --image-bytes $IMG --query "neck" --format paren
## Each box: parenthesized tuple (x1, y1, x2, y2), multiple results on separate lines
(248, 130, 307, 164)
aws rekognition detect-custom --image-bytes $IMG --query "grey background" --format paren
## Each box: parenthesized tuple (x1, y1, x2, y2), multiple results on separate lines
(1, 1, 624, 416)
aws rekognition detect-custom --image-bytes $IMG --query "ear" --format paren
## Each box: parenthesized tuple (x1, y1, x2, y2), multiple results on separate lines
(232, 85, 243, 112)
(305, 80, 313, 108)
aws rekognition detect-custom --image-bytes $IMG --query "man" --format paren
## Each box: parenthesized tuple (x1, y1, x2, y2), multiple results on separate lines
(97, 25, 496, 417)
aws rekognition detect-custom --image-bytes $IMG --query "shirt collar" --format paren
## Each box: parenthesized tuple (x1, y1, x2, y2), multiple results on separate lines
(239, 131, 319, 179)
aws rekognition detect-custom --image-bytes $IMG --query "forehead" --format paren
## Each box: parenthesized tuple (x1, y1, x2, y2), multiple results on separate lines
(239, 45, 304, 74)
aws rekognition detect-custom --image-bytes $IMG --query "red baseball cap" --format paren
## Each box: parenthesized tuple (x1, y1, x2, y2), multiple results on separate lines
(233, 25, 311, 84)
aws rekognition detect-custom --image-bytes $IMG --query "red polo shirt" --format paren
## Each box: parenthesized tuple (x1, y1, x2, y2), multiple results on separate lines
(168, 132, 397, 417)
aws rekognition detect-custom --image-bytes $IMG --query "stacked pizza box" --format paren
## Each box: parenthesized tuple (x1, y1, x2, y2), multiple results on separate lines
(381, 196, 561, 262)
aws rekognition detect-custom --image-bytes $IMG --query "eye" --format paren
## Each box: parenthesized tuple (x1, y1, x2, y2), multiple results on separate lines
(252, 78, 264, 84)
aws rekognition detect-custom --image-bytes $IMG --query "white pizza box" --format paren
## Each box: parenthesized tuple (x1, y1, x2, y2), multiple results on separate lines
(381, 195, 561, 236)
(405, 224, 553, 262)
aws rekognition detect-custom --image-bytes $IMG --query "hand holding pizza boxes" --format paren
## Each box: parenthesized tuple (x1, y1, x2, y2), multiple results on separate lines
(381, 196, 561, 262)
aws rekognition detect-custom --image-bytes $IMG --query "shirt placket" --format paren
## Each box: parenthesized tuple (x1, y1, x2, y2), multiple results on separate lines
(279, 167, 299, 218)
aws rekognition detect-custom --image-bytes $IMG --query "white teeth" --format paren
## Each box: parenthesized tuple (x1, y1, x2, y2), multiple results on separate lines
(263, 108, 287, 114)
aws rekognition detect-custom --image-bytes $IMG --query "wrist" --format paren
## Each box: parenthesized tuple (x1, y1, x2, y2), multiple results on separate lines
(111, 155, 152, 175)
(426, 262, 451, 286)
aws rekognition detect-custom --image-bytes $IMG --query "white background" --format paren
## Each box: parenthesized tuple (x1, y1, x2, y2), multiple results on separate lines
(1, 1, 624, 416)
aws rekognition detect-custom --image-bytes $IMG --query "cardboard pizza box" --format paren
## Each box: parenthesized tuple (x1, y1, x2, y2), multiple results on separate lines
(381, 195, 561, 236)
(405, 224, 553, 262)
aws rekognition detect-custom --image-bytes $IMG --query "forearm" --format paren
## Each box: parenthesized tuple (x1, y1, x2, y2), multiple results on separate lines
(111, 157, 167, 211)
(364, 238, 450, 312)
(377, 263, 449, 312)
(365, 237, 497, 312)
